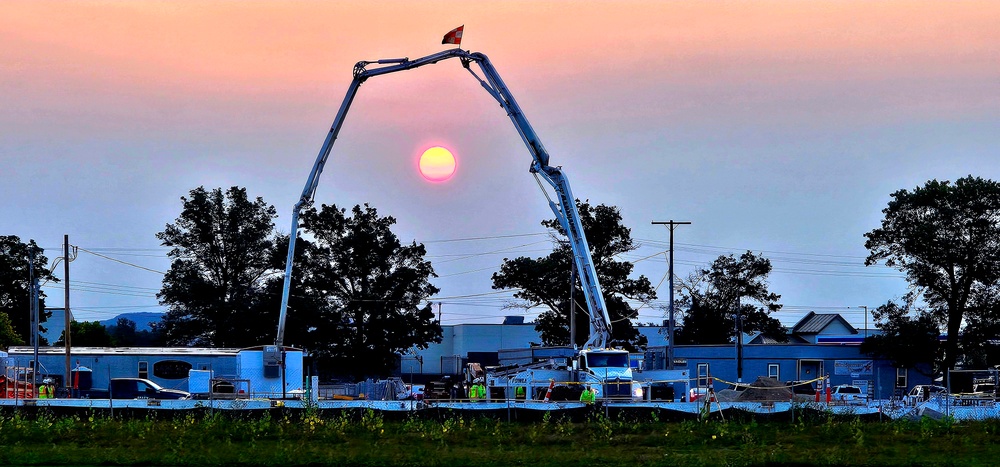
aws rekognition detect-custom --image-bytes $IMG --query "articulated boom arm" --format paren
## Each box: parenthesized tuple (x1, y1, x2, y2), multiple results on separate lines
(275, 49, 612, 349)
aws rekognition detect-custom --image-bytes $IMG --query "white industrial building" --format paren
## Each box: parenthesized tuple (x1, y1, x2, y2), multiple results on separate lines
(398, 319, 666, 379)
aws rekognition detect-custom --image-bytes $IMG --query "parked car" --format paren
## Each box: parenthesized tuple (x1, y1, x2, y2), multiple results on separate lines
(831, 384, 864, 403)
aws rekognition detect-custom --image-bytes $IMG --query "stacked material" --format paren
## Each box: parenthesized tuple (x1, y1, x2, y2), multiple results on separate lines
(736, 376, 794, 402)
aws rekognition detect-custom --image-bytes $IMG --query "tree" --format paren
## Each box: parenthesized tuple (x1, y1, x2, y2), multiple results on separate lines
(674, 251, 786, 345)
(957, 284, 1000, 368)
(0, 235, 55, 346)
(492, 201, 653, 350)
(156, 186, 280, 347)
(55, 321, 114, 347)
(0, 312, 21, 349)
(859, 299, 939, 377)
(865, 176, 1000, 371)
(285, 203, 442, 380)
(107, 318, 165, 347)
(109, 317, 137, 347)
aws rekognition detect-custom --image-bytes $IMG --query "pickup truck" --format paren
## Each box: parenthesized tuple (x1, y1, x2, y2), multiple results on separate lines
(831, 384, 864, 404)
(79, 378, 191, 400)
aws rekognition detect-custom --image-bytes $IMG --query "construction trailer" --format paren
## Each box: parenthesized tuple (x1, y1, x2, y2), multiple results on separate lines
(4, 345, 303, 398)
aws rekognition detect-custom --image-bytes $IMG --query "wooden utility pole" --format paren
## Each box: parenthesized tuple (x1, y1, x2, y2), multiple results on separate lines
(64, 235, 72, 389)
(652, 220, 691, 370)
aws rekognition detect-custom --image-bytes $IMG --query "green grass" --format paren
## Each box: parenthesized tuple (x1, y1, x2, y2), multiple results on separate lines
(1, 409, 999, 466)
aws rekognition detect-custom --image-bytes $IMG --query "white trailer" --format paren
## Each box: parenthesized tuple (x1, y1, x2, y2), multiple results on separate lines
(235, 346, 304, 398)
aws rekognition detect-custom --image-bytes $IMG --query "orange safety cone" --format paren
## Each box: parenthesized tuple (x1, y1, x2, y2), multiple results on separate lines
(543, 379, 554, 402)
(815, 386, 820, 402)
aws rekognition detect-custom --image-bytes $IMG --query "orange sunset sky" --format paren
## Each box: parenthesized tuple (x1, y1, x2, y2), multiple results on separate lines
(3, 1, 999, 327)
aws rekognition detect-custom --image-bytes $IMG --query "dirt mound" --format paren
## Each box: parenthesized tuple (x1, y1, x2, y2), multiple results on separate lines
(736, 376, 794, 402)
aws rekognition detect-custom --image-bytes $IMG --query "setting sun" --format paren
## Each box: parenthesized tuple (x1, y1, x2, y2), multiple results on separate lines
(418, 146, 457, 182)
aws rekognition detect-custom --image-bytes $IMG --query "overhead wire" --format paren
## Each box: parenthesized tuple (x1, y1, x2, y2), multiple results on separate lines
(75, 246, 166, 275)
(62, 232, 905, 325)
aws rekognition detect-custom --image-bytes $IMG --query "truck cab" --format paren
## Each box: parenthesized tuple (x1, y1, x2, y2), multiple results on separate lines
(579, 349, 637, 399)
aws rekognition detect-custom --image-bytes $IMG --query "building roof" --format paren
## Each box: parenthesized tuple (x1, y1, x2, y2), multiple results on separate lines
(6, 346, 243, 356)
(791, 312, 858, 335)
(746, 333, 810, 345)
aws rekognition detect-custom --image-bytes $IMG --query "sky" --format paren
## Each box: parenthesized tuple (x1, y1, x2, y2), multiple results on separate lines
(3, 1, 999, 336)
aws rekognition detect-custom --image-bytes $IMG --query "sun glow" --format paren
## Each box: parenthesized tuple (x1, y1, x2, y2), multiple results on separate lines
(418, 146, 457, 182)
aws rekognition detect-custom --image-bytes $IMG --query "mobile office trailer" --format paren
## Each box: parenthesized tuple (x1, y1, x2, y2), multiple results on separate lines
(7, 346, 305, 397)
(6, 346, 241, 392)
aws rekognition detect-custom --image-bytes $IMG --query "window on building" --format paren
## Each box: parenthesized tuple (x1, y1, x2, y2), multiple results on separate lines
(896, 368, 908, 388)
(138, 361, 148, 379)
(153, 360, 193, 380)
(768, 364, 780, 380)
(697, 363, 710, 387)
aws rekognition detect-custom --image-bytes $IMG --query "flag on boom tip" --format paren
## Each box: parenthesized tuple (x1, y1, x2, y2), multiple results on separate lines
(442, 25, 463, 46)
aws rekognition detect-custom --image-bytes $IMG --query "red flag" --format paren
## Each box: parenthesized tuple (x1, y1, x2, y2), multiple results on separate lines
(442, 25, 463, 46)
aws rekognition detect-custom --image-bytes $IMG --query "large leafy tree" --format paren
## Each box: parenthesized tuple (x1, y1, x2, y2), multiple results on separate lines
(0, 312, 21, 349)
(156, 186, 280, 347)
(55, 321, 114, 347)
(492, 201, 653, 350)
(253, 234, 331, 352)
(865, 176, 1000, 371)
(674, 251, 786, 345)
(284, 203, 442, 380)
(859, 299, 939, 377)
(960, 285, 1000, 368)
(0, 235, 55, 347)
(108, 318, 165, 347)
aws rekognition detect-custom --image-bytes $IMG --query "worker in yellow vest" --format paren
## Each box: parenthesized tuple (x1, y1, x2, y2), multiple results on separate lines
(470, 379, 486, 401)
(38, 380, 50, 399)
(580, 385, 596, 405)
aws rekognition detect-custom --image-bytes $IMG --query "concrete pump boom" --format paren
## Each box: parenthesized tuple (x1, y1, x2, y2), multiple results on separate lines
(275, 48, 613, 349)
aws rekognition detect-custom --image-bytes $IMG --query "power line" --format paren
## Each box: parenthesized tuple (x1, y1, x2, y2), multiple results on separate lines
(75, 247, 166, 275)
(421, 232, 549, 244)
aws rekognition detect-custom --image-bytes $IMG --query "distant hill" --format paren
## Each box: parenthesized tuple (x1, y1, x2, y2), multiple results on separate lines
(99, 312, 164, 330)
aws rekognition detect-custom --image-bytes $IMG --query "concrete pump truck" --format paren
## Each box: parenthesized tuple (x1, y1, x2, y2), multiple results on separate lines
(273, 47, 675, 402)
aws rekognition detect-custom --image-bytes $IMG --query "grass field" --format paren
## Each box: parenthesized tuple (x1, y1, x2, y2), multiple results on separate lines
(1, 409, 998, 466)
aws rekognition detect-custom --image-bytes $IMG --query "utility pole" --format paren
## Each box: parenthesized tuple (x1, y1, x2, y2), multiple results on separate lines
(28, 246, 40, 383)
(28, 247, 36, 349)
(652, 220, 691, 370)
(859, 305, 868, 338)
(858, 304, 870, 400)
(735, 296, 743, 383)
(64, 235, 72, 389)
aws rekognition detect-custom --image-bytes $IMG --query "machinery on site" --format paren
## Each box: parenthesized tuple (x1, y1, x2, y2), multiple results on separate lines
(275, 47, 679, 400)
(473, 346, 643, 401)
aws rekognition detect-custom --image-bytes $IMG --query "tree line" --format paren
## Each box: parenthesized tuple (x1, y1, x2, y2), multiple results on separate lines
(3, 175, 1000, 380)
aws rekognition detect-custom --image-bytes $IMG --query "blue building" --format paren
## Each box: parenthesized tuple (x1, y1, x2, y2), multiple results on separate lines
(646, 312, 933, 399)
